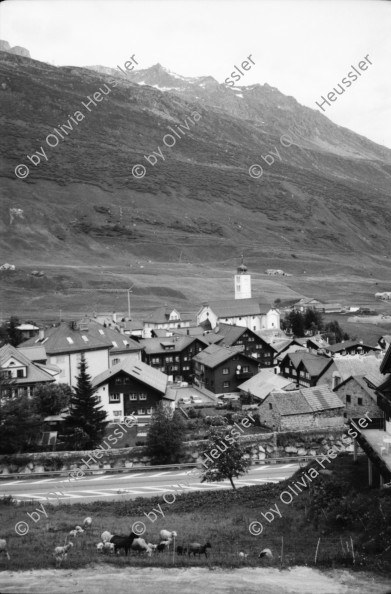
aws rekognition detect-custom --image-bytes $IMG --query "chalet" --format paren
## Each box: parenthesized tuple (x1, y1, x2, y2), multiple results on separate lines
(279, 351, 332, 387)
(142, 307, 193, 338)
(259, 384, 344, 431)
(321, 340, 379, 358)
(0, 344, 56, 398)
(334, 375, 383, 420)
(193, 344, 260, 394)
(293, 298, 322, 312)
(92, 359, 171, 422)
(139, 335, 207, 383)
(197, 299, 280, 332)
(203, 323, 275, 367)
(317, 354, 382, 390)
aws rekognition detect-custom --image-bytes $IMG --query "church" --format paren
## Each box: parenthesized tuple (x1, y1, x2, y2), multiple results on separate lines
(196, 258, 280, 332)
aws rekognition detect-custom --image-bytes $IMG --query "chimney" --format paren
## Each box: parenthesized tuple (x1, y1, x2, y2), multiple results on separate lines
(39, 328, 44, 340)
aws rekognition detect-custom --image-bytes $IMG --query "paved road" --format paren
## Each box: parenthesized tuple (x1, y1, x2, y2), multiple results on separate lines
(0, 463, 300, 504)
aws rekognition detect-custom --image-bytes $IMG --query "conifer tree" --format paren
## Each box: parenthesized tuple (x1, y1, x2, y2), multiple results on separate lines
(146, 402, 185, 464)
(64, 354, 108, 449)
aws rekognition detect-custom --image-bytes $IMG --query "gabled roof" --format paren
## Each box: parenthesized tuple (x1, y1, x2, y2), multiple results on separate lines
(364, 370, 385, 388)
(143, 307, 193, 324)
(276, 345, 308, 362)
(85, 321, 141, 353)
(238, 369, 293, 400)
(140, 335, 207, 355)
(324, 340, 378, 354)
(281, 351, 331, 376)
(300, 384, 344, 411)
(267, 384, 343, 416)
(0, 344, 54, 384)
(201, 298, 273, 318)
(295, 335, 329, 349)
(193, 344, 245, 368)
(92, 359, 167, 394)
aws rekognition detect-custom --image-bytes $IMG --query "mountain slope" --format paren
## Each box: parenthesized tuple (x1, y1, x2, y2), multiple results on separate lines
(1, 50, 391, 271)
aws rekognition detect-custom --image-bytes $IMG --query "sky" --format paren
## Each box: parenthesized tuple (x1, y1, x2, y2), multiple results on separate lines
(1, 0, 390, 148)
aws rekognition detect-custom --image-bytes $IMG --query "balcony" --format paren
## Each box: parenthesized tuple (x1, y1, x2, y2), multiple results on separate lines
(235, 371, 253, 380)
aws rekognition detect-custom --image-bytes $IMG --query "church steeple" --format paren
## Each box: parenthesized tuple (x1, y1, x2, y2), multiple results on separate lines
(234, 255, 251, 299)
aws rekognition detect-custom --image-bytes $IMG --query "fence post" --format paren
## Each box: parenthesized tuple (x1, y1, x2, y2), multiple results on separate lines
(314, 538, 320, 564)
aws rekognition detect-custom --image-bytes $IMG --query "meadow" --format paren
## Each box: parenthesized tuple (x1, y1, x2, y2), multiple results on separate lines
(1, 455, 390, 575)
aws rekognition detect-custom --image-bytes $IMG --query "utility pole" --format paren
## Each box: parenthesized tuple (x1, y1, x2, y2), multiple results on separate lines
(127, 285, 134, 320)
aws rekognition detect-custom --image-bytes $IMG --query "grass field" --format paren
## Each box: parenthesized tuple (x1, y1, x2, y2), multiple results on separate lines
(1, 455, 390, 575)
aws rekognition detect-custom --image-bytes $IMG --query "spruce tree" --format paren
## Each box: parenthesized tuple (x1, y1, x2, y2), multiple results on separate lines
(64, 354, 108, 449)
(146, 402, 185, 464)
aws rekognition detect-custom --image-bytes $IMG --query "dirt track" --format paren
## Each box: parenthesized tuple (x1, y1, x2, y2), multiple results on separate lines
(0, 566, 390, 594)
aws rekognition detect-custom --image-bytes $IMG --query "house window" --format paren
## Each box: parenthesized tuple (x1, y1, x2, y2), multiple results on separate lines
(112, 358, 120, 365)
(243, 366, 249, 373)
(269, 403, 273, 409)
(333, 375, 341, 388)
(222, 368, 229, 375)
(115, 377, 122, 384)
(138, 408, 146, 415)
(147, 407, 153, 414)
(152, 357, 160, 364)
(175, 356, 180, 362)
(110, 393, 121, 402)
(346, 394, 351, 403)
(256, 344, 262, 349)
(166, 356, 173, 363)
(285, 367, 289, 374)
(183, 356, 188, 361)
(248, 337, 254, 342)
(129, 394, 138, 400)
(183, 365, 190, 370)
(113, 410, 122, 417)
(223, 381, 230, 388)
(139, 394, 147, 400)
(17, 369, 24, 378)
(171, 365, 179, 371)
(357, 397, 363, 406)
(123, 377, 130, 384)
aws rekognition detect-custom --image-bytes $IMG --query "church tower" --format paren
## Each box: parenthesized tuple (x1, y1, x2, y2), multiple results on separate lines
(234, 255, 251, 300)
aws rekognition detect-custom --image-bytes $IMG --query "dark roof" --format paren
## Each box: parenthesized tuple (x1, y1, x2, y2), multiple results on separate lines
(92, 359, 167, 393)
(21, 320, 141, 355)
(0, 344, 54, 384)
(20, 322, 112, 355)
(268, 384, 343, 416)
(380, 345, 391, 374)
(300, 384, 344, 411)
(202, 298, 273, 318)
(324, 340, 378, 354)
(281, 351, 331, 376)
(193, 344, 243, 368)
(140, 335, 207, 355)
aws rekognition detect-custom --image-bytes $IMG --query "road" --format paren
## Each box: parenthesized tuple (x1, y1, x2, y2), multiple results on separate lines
(0, 463, 300, 504)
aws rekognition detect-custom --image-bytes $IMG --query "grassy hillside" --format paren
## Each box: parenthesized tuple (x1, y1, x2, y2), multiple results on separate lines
(1, 455, 390, 574)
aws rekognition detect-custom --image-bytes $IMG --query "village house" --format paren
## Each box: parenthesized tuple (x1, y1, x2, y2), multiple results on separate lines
(334, 375, 383, 420)
(0, 343, 57, 398)
(317, 354, 383, 390)
(142, 306, 193, 338)
(279, 351, 332, 387)
(139, 335, 207, 383)
(92, 359, 171, 422)
(80, 319, 142, 367)
(321, 340, 379, 358)
(202, 323, 276, 366)
(259, 384, 344, 431)
(15, 323, 39, 340)
(192, 344, 260, 394)
(292, 298, 322, 312)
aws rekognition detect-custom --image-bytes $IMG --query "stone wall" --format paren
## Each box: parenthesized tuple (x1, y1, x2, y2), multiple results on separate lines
(0, 428, 354, 475)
